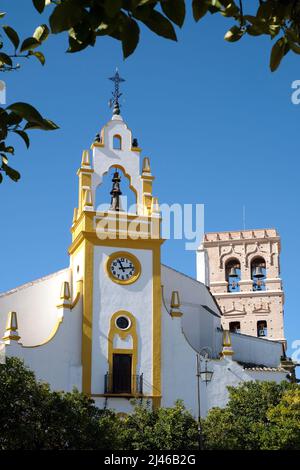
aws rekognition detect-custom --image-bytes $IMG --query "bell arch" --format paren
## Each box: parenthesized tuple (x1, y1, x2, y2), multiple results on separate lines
(95, 165, 138, 214)
(225, 257, 241, 292)
(251, 256, 266, 291)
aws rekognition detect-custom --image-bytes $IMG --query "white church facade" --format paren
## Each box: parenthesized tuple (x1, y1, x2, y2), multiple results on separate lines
(0, 75, 293, 417)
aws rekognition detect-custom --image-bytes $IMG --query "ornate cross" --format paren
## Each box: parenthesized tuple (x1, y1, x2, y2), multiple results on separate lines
(109, 68, 125, 115)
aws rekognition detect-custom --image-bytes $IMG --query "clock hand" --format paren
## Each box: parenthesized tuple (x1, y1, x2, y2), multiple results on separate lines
(118, 260, 125, 272)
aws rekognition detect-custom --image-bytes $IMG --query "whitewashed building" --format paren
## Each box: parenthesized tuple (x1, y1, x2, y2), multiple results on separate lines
(0, 80, 293, 416)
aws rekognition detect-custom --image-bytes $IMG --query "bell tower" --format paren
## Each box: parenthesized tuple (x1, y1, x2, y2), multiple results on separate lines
(197, 229, 286, 347)
(68, 71, 164, 410)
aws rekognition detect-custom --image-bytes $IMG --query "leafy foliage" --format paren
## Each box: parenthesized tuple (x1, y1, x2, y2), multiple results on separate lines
(202, 380, 300, 450)
(0, 13, 57, 183)
(0, 357, 120, 449)
(2, 0, 300, 183)
(1, 359, 300, 450)
(0, 359, 198, 450)
(119, 399, 198, 450)
(0, 103, 58, 183)
(261, 388, 300, 449)
(30, 1, 300, 71)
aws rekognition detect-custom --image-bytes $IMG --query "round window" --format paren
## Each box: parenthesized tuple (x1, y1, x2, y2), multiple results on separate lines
(116, 316, 130, 330)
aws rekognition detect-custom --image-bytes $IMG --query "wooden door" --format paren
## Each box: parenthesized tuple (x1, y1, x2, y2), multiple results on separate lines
(112, 354, 132, 393)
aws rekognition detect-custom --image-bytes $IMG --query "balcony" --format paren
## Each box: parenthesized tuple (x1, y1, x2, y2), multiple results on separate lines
(104, 373, 143, 396)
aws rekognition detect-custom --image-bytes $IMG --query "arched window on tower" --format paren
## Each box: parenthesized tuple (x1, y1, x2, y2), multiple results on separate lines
(251, 257, 266, 291)
(113, 135, 122, 150)
(257, 320, 267, 337)
(225, 259, 241, 292)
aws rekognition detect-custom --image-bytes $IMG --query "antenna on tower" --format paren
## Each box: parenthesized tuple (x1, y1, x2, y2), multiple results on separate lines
(242, 205, 246, 230)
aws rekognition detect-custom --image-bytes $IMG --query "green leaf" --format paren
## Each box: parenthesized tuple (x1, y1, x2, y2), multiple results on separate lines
(121, 17, 140, 58)
(24, 118, 59, 131)
(0, 172, 3, 183)
(270, 37, 286, 72)
(20, 37, 41, 52)
(5, 146, 14, 154)
(269, 24, 280, 38)
(40, 119, 59, 131)
(33, 0, 46, 14)
(161, 0, 186, 28)
(67, 36, 87, 53)
(6, 112, 23, 126)
(289, 41, 300, 55)
(1, 154, 8, 164)
(33, 24, 50, 42)
(29, 50, 45, 65)
(192, 0, 209, 22)
(103, 0, 122, 17)
(224, 25, 243, 42)
(13, 130, 30, 148)
(0, 12, 6, 19)
(7, 102, 44, 124)
(257, 1, 273, 20)
(0, 52, 12, 66)
(221, 3, 240, 18)
(247, 25, 263, 37)
(2, 162, 20, 182)
(143, 10, 177, 41)
(208, 0, 223, 14)
(2, 25, 20, 49)
(50, 3, 84, 34)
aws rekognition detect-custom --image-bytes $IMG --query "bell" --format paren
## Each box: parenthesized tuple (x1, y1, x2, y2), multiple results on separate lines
(228, 267, 238, 278)
(253, 266, 264, 278)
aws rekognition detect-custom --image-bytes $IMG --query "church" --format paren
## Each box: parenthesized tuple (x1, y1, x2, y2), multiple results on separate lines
(0, 72, 294, 417)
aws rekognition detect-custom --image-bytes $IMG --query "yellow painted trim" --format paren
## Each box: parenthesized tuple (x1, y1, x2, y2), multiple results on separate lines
(105, 251, 141, 285)
(90, 394, 161, 398)
(69, 230, 164, 255)
(22, 276, 83, 349)
(77, 168, 94, 175)
(152, 244, 162, 409)
(170, 311, 183, 318)
(56, 303, 71, 309)
(71, 280, 83, 309)
(82, 239, 94, 394)
(108, 311, 138, 395)
(2, 334, 20, 341)
(91, 142, 105, 149)
(22, 317, 63, 348)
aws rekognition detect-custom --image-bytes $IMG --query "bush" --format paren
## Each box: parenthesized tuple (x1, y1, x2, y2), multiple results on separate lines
(0, 357, 120, 449)
(202, 381, 300, 450)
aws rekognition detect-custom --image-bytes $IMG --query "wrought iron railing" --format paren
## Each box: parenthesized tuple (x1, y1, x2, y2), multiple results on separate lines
(104, 373, 143, 395)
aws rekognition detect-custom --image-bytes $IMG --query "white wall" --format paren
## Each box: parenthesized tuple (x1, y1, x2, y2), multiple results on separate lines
(215, 329, 284, 367)
(0, 268, 70, 345)
(161, 265, 221, 357)
(92, 116, 143, 211)
(91, 246, 153, 396)
(4, 294, 83, 392)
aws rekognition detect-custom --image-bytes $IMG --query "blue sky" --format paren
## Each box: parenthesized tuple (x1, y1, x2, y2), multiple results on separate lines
(1, 1, 299, 361)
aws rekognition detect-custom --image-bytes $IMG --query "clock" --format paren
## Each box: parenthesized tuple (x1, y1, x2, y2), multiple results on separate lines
(106, 251, 141, 285)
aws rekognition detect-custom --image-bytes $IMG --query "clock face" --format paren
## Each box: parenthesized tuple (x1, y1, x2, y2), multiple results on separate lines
(106, 252, 141, 285)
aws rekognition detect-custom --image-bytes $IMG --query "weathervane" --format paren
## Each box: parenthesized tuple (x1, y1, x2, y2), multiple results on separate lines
(109, 68, 125, 116)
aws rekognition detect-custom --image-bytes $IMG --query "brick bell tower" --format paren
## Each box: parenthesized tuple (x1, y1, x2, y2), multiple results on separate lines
(197, 229, 286, 348)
